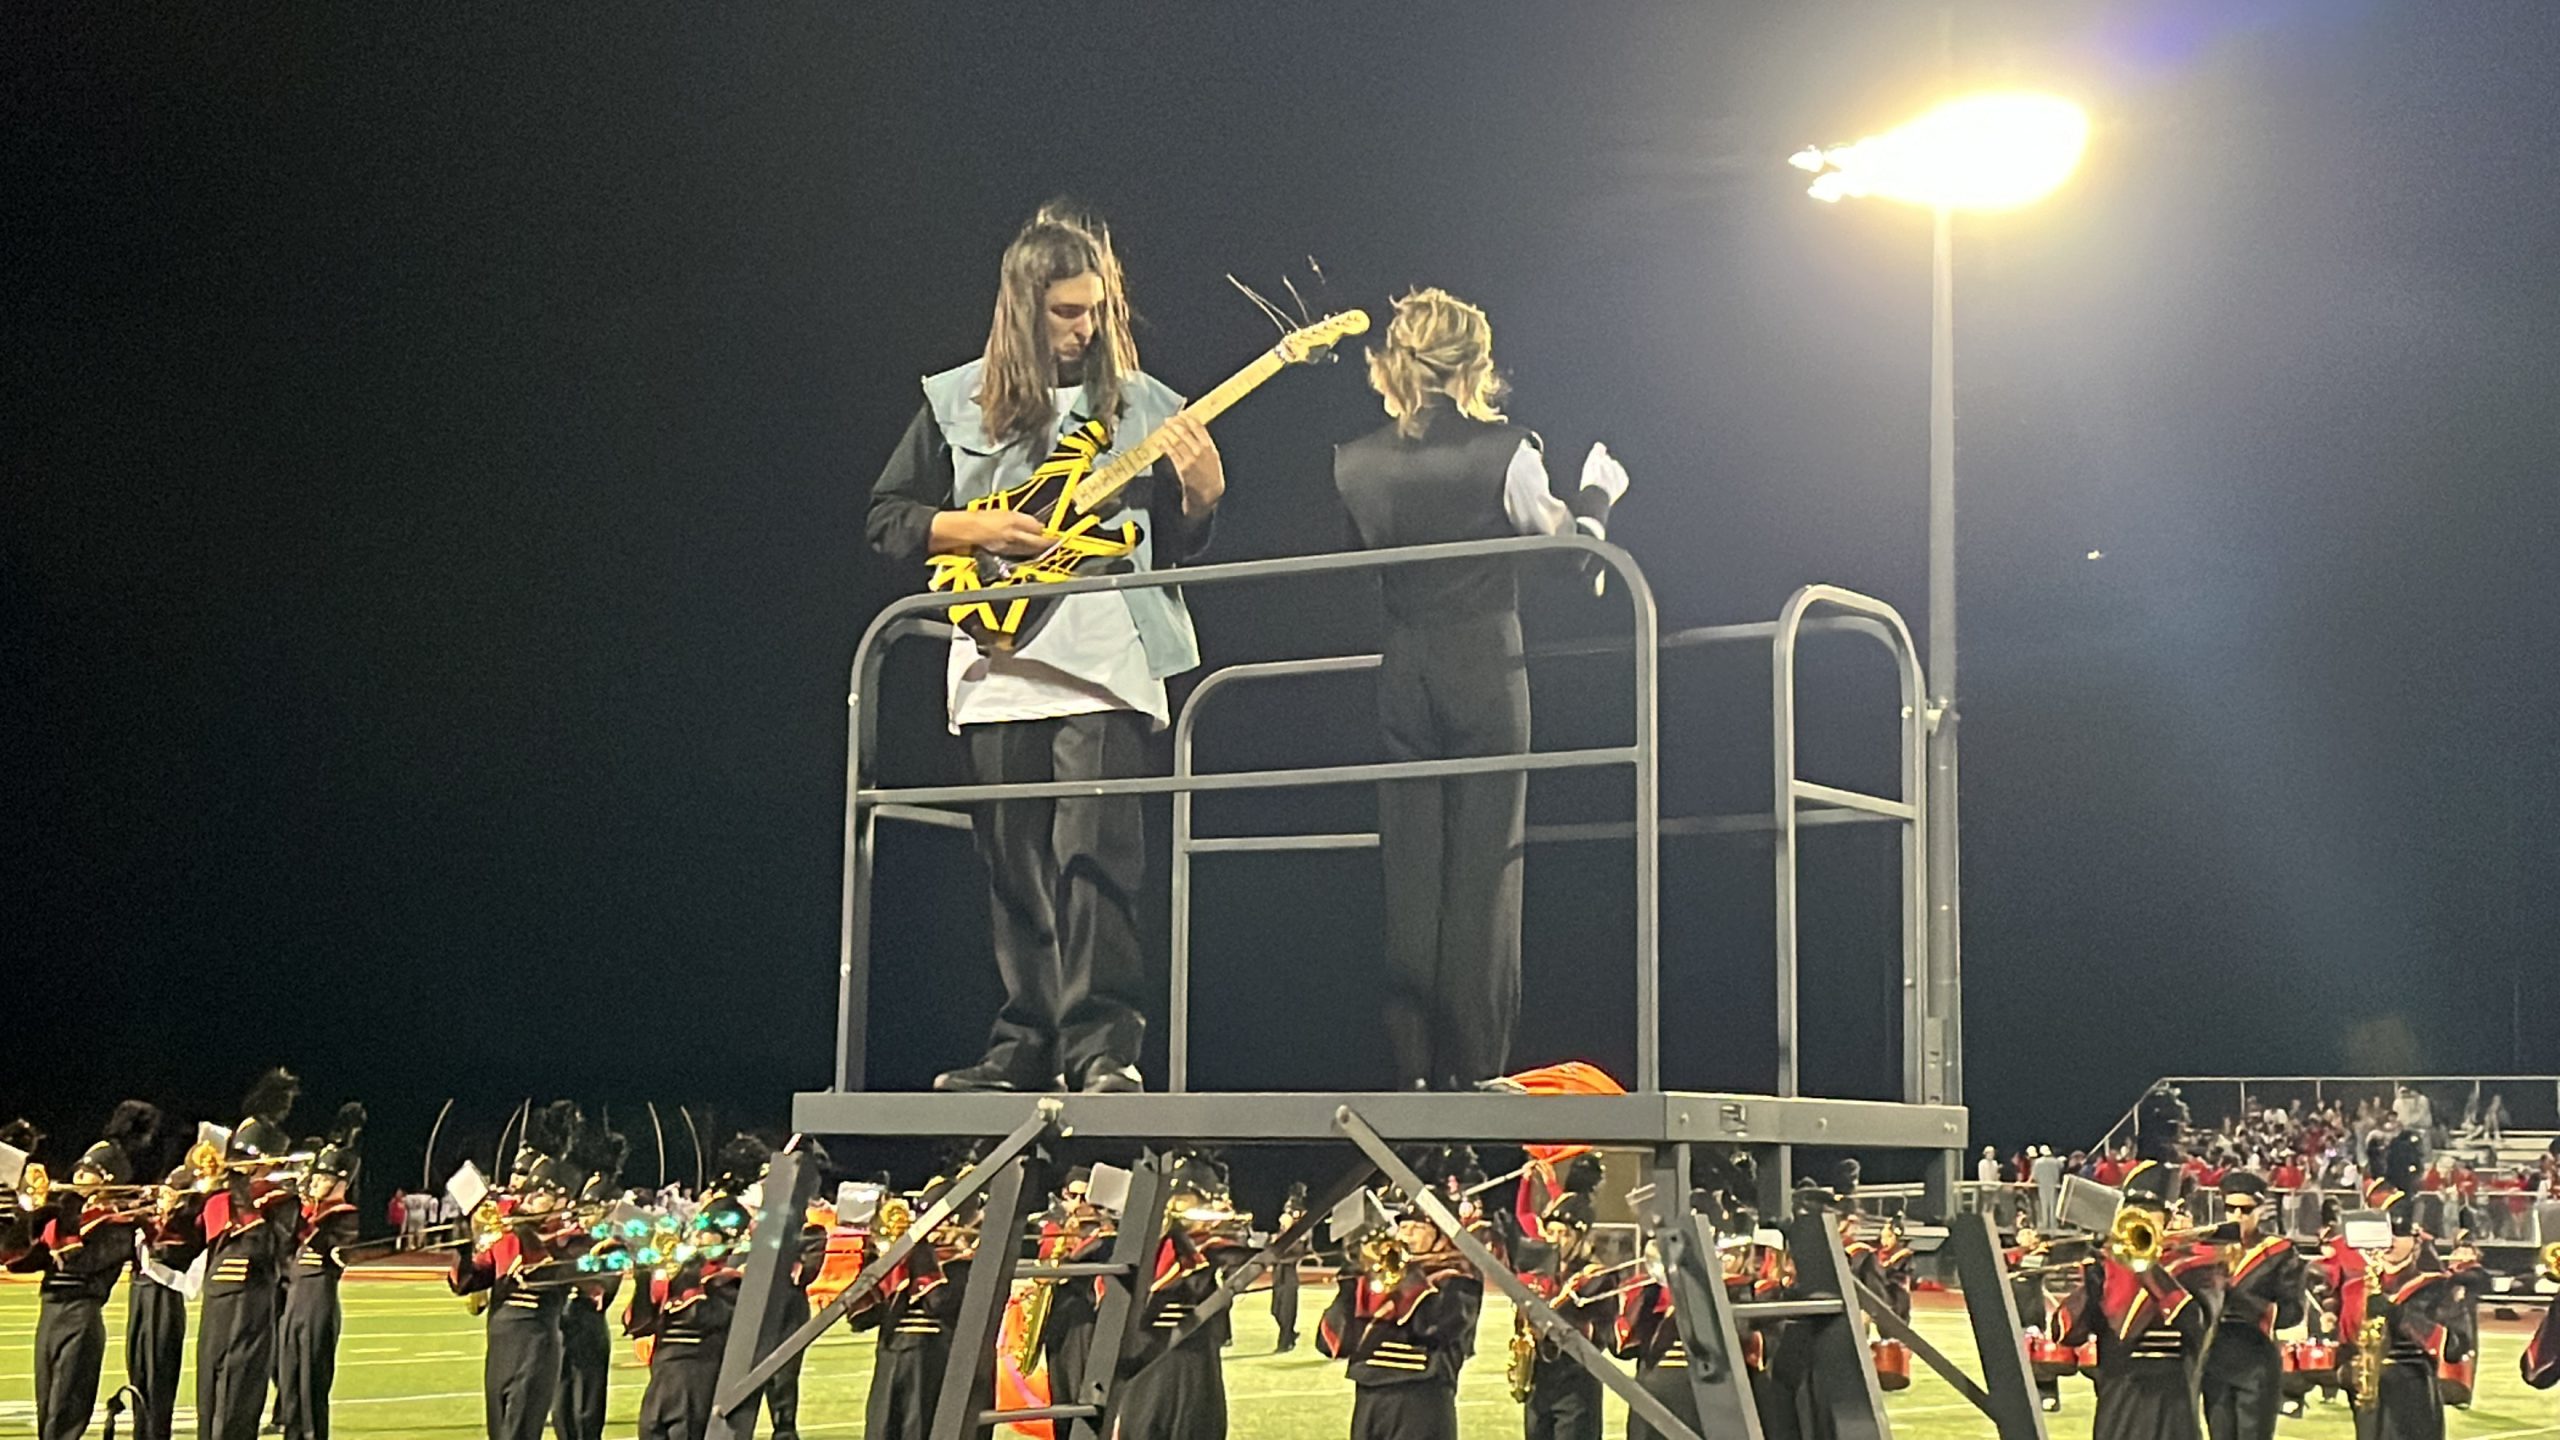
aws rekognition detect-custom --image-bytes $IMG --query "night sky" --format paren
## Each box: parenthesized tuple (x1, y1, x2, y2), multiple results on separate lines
(8, 2, 2558, 1193)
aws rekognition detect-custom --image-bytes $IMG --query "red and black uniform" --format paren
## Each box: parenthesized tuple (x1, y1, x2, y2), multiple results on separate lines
(626, 1252, 741, 1440)
(1317, 1257, 1483, 1440)
(197, 1176, 304, 1440)
(277, 1193, 361, 1440)
(1517, 1256, 1616, 1440)
(1113, 1227, 1244, 1439)
(848, 1235, 967, 1440)
(451, 1202, 572, 1440)
(2523, 1291, 2560, 1390)
(13, 1195, 139, 1440)
(1035, 1224, 1112, 1409)
(2203, 1234, 2306, 1440)
(2052, 1241, 2219, 1440)
(129, 1191, 206, 1440)
(2339, 1238, 2463, 1440)
(1614, 1263, 1703, 1440)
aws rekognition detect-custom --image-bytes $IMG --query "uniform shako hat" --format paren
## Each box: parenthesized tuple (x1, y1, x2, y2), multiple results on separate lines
(310, 1102, 368, 1180)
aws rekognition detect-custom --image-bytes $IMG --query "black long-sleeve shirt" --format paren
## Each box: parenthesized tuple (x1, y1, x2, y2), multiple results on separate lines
(864, 403, 1214, 579)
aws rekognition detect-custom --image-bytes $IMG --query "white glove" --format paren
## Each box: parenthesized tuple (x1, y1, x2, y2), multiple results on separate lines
(1579, 442, 1629, 503)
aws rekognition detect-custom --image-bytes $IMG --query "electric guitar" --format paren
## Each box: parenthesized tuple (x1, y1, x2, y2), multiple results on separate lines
(928, 308, 1370, 650)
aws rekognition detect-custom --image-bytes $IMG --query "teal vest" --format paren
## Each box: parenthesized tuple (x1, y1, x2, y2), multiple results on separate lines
(920, 359, 1201, 679)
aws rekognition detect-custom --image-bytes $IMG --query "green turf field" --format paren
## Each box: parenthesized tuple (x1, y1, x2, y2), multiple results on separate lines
(3, 1275, 2550, 1438)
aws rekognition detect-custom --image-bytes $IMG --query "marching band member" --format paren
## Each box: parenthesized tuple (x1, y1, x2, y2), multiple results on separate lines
(2524, 1248, 2560, 1390)
(848, 1180, 974, 1440)
(866, 202, 1223, 1098)
(14, 1103, 159, 1440)
(1514, 1187, 1613, 1440)
(626, 1135, 765, 1440)
(1316, 1191, 1485, 1440)
(2201, 1172, 2306, 1440)
(1332, 287, 1630, 1091)
(199, 1072, 306, 1440)
(2050, 1163, 2219, 1440)
(2334, 1136, 2466, 1440)
(552, 1121, 626, 1440)
(1270, 1179, 1310, 1353)
(1112, 1153, 1251, 1438)
(278, 1103, 365, 1440)
(130, 1152, 208, 1440)
(453, 1101, 583, 1440)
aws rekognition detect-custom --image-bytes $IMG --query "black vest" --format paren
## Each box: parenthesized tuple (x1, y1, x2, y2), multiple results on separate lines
(1334, 408, 1529, 630)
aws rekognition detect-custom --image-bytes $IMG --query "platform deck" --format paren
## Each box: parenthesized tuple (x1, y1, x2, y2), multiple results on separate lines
(792, 1088, 1966, 1150)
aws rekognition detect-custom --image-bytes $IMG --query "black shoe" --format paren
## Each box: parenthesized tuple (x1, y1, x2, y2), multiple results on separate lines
(1275, 1334, 1298, 1353)
(933, 1059, 1054, 1093)
(1074, 1059, 1144, 1094)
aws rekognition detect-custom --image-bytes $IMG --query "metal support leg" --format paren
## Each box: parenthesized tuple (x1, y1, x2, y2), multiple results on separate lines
(933, 1152, 1042, 1440)
(1780, 1211, 1894, 1440)
(707, 1151, 820, 1440)
(1070, 1152, 1172, 1440)
(712, 1104, 1059, 1413)
(1642, 1148, 1766, 1440)
(1942, 1211, 2047, 1440)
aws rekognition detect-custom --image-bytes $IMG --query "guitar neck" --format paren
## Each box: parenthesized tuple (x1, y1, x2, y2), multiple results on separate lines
(1071, 347, 1288, 512)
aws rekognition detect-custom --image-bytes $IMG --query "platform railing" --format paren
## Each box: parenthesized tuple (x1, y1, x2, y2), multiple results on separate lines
(838, 534, 1934, 1116)
(1164, 607, 1923, 1098)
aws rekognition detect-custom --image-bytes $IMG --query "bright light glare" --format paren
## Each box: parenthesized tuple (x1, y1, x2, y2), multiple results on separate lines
(1789, 93, 2088, 211)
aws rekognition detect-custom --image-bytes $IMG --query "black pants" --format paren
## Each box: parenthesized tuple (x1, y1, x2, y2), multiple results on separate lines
(197, 1281, 278, 1440)
(2353, 1362, 2444, 1440)
(866, 1332, 951, 1440)
(763, 1285, 809, 1439)
(2094, 1357, 2203, 1440)
(2203, 1329, 2283, 1440)
(636, 1339, 718, 1440)
(35, 1292, 108, 1440)
(1269, 1259, 1300, 1347)
(1377, 615, 1528, 1085)
(127, 1280, 187, 1440)
(1525, 1352, 1603, 1440)
(552, 1296, 611, 1440)
(1628, 1361, 1703, 1440)
(487, 1293, 567, 1440)
(966, 711, 1149, 1081)
(1351, 1379, 1459, 1440)
(277, 1274, 342, 1440)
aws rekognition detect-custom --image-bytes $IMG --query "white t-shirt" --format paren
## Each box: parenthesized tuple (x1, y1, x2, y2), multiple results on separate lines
(946, 384, 1172, 732)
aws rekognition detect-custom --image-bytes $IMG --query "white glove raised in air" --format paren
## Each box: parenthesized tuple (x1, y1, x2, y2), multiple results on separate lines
(1579, 442, 1630, 503)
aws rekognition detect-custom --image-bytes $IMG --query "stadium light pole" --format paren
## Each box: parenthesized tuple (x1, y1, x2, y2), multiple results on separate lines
(1789, 92, 2088, 1193)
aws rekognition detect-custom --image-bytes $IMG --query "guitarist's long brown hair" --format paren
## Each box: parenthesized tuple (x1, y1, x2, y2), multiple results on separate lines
(976, 203, 1141, 451)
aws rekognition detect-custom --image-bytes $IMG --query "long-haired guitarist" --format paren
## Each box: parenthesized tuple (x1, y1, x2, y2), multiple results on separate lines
(1332, 288, 1629, 1091)
(866, 202, 1224, 1095)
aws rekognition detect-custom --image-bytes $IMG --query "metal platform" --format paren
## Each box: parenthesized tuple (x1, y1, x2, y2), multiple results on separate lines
(792, 1088, 1966, 1150)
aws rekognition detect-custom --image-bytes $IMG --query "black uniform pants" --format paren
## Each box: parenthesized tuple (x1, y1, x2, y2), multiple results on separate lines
(2352, 1362, 2445, 1440)
(552, 1297, 611, 1440)
(197, 1284, 278, 1440)
(1525, 1353, 1604, 1440)
(762, 1285, 809, 1439)
(486, 1297, 566, 1440)
(1377, 616, 1528, 1085)
(966, 711, 1149, 1082)
(866, 1332, 950, 1440)
(35, 1293, 108, 1440)
(1628, 1361, 1703, 1440)
(127, 1280, 188, 1440)
(2094, 1359, 2203, 1440)
(636, 1340, 719, 1440)
(278, 1275, 343, 1440)
(2203, 1329, 2284, 1440)
(1269, 1259, 1300, 1346)
(1352, 1378, 1459, 1440)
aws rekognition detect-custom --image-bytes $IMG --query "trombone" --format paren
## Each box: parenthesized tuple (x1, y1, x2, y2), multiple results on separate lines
(13, 1163, 163, 1211)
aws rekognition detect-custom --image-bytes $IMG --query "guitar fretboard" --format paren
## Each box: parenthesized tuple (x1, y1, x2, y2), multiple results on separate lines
(1069, 347, 1288, 513)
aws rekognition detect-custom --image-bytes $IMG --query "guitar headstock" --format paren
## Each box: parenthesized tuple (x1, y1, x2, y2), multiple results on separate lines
(1274, 309, 1371, 366)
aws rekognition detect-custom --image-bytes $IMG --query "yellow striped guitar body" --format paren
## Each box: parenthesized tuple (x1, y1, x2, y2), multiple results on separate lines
(926, 419, 1134, 651)
(923, 307, 1371, 652)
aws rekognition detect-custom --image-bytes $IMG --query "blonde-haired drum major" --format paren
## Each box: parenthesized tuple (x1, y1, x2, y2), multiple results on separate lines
(1332, 289, 1630, 1093)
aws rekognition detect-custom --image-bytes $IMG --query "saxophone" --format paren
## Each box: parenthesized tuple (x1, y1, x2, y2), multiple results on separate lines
(2349, 1310, 2387, 1410)
(1507, 1310, 1539, 1402)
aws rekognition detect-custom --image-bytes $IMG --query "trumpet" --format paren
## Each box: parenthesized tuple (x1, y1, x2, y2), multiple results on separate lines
(2538, 1241, 2560, 1284)
(2107, 1208, 2207, 1274)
